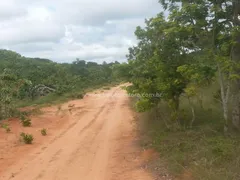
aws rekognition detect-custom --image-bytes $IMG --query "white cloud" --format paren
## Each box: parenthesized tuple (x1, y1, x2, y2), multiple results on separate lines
(0, 0, 162, 63)
(18, 42, 128, 63)
(0, 21, 64, 45)
(0, 0, 27, 20)
(27, 6, 53, 22)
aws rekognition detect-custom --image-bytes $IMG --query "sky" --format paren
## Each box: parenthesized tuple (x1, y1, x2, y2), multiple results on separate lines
(0, 0, 163, 63)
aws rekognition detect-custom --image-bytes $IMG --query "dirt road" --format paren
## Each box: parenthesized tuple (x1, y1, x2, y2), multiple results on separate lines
(0, 85, 154, 180)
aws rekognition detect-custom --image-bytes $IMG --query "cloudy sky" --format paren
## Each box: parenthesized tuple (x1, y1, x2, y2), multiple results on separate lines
(0, 0, 163, 63)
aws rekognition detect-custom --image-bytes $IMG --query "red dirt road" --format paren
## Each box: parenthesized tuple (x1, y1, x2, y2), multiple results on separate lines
(0, 85, 154, 180)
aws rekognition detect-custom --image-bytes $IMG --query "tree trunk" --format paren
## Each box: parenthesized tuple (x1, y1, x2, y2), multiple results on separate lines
(218, 62, 230, 133)
(190, 105, 195, 128)
(187, 97, 195, 128)
(173, 95, 180, 111)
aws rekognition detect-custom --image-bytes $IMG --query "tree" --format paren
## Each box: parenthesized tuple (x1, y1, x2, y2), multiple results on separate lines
(112, 63, 131, 81)
(127, 0, 240, 132)
(157, 0, 240, 132)
(127, 14, 190, 122)
(0, 69, 30, 119)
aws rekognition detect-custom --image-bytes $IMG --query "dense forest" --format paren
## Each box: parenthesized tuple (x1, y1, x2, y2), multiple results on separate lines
(122, 0, 240, 179)
(0, 49, 124, 120)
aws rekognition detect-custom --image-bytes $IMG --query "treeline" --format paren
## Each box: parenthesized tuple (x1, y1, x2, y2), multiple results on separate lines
(0, 49, 122, 119)
(124, 0, 240, 133)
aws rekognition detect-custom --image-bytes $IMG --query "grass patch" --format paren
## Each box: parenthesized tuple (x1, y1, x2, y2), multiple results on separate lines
(16, 93, 71, 108)
(20, 132, 34, 144)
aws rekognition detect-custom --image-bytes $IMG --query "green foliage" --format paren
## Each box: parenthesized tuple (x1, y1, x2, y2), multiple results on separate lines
(112, 63, 131, 81)
(135, 99, 154, 112)
(127, 13, 195, 114)
(1, 123, 11, 133)
(0, 50, 121, 103)
(0, 69, 25, 120)
(20, 132, 34, 144)
(20, 115, 32, 127)
(0, 49, 124, 119)
(41, 128, 47, 136)
(128, 0, 240, 178)
(126, 0, 240, 131)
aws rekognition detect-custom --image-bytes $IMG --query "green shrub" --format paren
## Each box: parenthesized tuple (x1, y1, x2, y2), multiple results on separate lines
(41, 128, 47, 136)
(20, 132, 33, 144)
(20, 115, 32, 127)
(1, 123, 11, 133)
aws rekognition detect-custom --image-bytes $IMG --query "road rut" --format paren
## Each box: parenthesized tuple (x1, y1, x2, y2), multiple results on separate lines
(0, 85, 154, 180)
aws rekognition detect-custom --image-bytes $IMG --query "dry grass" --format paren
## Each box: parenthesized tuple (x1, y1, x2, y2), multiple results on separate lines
(135, 84, 240, 180)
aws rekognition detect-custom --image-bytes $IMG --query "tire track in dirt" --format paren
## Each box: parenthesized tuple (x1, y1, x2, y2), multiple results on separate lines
(48, 110, 88, 144)
(37, 88, 119, 180)
(0, 85, 155, 180)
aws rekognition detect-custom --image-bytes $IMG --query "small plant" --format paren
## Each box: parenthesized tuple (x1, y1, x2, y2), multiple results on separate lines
(20, 115, 32, 127)
(1, 123, 7, 128)
(41, 128, 47, 136)
(6, 127, 11, 133)
(20, 132, 33, 144)
(1, 123, 11, 133)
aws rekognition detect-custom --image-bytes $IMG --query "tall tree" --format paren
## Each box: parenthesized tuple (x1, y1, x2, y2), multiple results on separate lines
(127, 0, 240, 131)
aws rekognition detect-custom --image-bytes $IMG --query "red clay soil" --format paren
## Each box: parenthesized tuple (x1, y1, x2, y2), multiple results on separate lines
(0, 85, 156, 180)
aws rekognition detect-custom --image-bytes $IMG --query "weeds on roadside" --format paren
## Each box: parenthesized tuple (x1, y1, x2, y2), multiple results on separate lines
(41, 128, 47, 136)
(20, 132, 33, 144)
(20, 115, 32, 127)
(1, 123, 11, 133)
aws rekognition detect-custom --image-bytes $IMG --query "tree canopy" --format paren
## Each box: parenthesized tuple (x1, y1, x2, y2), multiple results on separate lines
(126, 0, 240, 132)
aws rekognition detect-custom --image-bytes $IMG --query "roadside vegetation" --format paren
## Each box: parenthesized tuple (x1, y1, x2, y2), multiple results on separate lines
(0, 49, 124, 117)
(1, 123, 11, 133)
(120, 1, 240, 179)
(20, 132, 34, 144)
(0, 49, 125, 145)
(41, 128, 47, 136)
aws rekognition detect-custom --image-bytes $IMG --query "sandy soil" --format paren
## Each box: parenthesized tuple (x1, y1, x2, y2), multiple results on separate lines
(0, 85, 156, 180)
